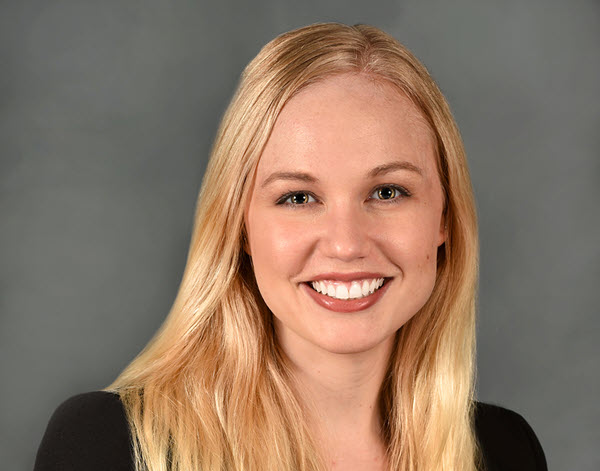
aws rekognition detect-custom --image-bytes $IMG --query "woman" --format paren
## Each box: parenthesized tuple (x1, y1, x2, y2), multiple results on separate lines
(35, 23, 547, 471)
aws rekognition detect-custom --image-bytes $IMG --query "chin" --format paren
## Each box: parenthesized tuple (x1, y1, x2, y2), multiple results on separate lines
(311, 330, 398, 356)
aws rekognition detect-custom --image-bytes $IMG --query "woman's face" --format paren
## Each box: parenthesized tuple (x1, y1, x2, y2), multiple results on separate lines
(245, 73, 446, 356)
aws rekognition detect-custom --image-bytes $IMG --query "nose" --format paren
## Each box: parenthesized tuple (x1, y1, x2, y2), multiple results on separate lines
(319, 203, 371, 262)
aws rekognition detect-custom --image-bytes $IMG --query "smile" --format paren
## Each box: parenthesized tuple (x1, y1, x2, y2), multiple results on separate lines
(301, 275, 392, 313)
(310, 278, 385, 300)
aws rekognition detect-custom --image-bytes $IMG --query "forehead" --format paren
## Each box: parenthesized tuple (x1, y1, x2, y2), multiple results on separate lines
(255, 73, 437, 179)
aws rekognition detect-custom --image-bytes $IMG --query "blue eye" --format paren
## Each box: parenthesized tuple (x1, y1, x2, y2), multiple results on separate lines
(370, 185, 410, 201)
(278, 192, 317, 205)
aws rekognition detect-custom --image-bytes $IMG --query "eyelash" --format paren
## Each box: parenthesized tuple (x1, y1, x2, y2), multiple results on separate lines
(275, 184, 411, 207)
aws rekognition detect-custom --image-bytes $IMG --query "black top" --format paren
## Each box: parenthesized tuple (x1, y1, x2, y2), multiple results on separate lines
(34, 391, 547, 471)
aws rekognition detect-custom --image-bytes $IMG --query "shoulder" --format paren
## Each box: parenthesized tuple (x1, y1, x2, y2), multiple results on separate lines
(474, 401, 548, 471)
(34, 391, 134, 471)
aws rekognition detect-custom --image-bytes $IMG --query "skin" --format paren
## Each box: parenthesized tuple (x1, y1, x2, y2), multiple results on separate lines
(244, 73, 446, 470)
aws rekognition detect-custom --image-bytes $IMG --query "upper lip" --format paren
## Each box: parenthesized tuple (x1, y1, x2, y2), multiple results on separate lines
(306, 272, 388, 282)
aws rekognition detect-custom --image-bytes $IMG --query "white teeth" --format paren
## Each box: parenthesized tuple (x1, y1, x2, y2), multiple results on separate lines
(310, 278, 386, 300)
(335, 285, 349, 300)
(349, 283, 362, 298)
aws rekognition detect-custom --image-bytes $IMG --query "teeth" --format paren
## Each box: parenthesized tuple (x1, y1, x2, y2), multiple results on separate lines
(349, 283, 362, 298)
(310, 278, 386, 300)
(336, 285, 349, 300)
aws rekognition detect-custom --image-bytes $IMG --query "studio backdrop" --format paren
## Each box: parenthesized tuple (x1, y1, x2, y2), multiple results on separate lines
(1, 1, 598, 470)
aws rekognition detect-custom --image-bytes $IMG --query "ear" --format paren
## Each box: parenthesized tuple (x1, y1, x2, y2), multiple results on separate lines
(242, 227, 252, 256)
(437, 213, 447, 247)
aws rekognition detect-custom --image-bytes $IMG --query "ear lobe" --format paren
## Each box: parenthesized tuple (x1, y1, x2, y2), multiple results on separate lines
(437, 216, 448, 247)
(242, 229, 252, 256)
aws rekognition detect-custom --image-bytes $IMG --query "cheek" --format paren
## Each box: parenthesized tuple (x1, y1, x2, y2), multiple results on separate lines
(247, 211, 313, 282)
(379, 210, 442, 274)
(385, 211, 440, 248)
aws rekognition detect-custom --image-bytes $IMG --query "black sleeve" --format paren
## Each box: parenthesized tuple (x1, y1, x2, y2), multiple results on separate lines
(34, 391, 135, 471)
(475, 402, 548, 471)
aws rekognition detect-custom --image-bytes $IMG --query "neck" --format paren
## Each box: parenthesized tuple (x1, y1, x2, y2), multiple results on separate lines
(278, 327, 396, 449)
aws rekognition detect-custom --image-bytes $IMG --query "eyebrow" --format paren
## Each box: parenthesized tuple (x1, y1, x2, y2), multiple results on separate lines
(260, 160, 423, 188)
(261, 171, 318, 188)
(368, 161, 423, 178)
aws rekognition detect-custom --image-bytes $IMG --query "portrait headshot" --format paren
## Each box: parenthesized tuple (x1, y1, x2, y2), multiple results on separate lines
(1, 1, 598, 470)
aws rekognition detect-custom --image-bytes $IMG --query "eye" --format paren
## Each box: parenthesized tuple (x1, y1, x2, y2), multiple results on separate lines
(277, 191, 317, 205)
(369, 185, 410, 202)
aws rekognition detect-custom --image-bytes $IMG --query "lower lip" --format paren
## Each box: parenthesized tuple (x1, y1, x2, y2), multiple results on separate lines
(301, 280, 392, 313)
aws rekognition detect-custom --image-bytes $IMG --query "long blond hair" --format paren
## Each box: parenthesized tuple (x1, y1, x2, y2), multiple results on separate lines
(106, 22, 481, 471)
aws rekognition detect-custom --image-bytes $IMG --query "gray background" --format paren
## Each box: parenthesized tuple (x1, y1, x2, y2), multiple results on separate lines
(1, 0, 598, 469)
